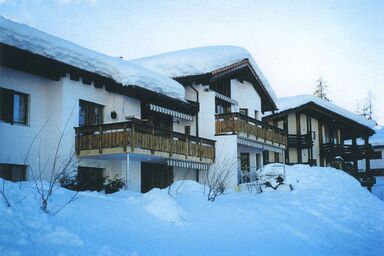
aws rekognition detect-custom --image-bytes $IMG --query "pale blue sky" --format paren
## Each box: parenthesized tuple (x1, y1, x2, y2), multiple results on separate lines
(1, 0, 383, 124)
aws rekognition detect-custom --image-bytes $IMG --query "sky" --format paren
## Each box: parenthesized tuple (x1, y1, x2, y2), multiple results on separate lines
(1, 0, 383, 125)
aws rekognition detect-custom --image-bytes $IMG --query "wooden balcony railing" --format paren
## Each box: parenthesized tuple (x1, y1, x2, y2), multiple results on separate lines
(74, 118, 215, 162)
(287, 133, 313, 148)
(320, 143, 382, 161)
(215, 113, 287, 146)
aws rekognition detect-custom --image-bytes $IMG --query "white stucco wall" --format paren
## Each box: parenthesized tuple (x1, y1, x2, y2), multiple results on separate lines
(231, 79, 262, 119)
(0, 67, 63, 179)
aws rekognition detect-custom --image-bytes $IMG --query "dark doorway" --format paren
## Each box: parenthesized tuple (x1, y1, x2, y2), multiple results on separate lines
(141, 163, 173, 193)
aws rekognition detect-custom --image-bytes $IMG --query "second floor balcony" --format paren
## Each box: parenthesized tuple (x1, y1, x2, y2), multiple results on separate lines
(75, 118, 215, 163)
(215, 112, 287, 147)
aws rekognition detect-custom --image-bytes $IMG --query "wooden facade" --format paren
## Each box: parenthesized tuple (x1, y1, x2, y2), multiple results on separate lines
(75, 118, 215, 163)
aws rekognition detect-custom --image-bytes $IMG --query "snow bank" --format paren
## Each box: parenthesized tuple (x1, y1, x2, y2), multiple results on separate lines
(131, 45, 277, 101)
(272, 95, 376, 129)
(1, 165, 384, 256)
(0, 16, 186, 101)
(144, 188, 185, 225)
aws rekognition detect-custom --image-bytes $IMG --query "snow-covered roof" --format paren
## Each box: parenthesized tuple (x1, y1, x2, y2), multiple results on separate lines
(131, 46, 277, 101)
(272, 95, 376, 129)
(0, 16, 185, 101)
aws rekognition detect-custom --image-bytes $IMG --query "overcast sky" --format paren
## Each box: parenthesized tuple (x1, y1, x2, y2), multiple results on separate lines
(1, 0, 383, 125)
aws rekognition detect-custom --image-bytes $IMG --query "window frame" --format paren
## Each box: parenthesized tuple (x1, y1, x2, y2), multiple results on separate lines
(0, 87, 29, 125)
(79, 99, 104, 127)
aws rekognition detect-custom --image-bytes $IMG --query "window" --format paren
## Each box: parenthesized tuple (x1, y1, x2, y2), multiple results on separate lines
(274, 152, 280, 163)
(256, 154, 261, 169)
(185, 126, 191, 136)
(263, 151, 269, 165)
(76, 167, 105, 191)
(240, 153, 250, 172)
(215, 98, 231, 114)
(254, 110, 259, 120)
(79, 100, 104, 126)
(239, 108, 248, 116)
(0, 88, 29, 125)
(0, 164, 27, 182)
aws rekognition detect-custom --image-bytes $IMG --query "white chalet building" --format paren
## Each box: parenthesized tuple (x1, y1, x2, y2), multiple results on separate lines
(0, 17, 286, 192)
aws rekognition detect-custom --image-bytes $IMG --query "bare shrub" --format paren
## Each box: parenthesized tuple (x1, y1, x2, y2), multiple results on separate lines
(204, 156, 235, 202)
(25, 106, 81, 214)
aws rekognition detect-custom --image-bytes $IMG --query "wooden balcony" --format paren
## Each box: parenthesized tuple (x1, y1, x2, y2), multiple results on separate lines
(320, 143, 382, 161)
(215, 113, 287, 147)
(74, 118, 215, 163)
(287, 133, 313, 148)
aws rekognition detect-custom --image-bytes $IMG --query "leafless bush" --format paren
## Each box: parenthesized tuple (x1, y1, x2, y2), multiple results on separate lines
(25, 106, 81, 214)
(204, 156, 235, 202)
(0, 179, 10, 207)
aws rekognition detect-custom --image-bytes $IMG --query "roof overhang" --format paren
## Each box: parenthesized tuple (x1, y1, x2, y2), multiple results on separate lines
(0, 43, 197, 115)
(263, 102, 375, 138)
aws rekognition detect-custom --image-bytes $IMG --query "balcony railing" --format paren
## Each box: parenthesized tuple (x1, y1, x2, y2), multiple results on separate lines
(287, 133, 313, 148)
(74, 118, 215, 162)
(215, 113, 287, 146)
(320, 143, 382, 161)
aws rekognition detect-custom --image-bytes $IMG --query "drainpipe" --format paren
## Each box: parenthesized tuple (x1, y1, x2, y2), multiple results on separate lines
(190, 85, 199, 138)
(190, 84, 200, 182)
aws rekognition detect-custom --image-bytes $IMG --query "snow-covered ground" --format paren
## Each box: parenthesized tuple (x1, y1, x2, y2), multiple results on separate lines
(1, 165, 384, 256)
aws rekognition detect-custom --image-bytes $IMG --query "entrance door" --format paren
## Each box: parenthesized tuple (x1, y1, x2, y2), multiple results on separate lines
(141, 163, 173, 193)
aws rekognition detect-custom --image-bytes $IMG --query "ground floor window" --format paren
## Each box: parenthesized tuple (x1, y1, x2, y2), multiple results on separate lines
(274, 152, 280, 163)
(263, 151, 269, 165)
(256, 154, 261, 169)
(240, 153, 250, 172)
(0, 164, 27, 182)
(77, 166, 105, 191)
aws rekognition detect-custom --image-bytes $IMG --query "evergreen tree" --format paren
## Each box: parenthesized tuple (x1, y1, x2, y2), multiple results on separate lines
(313, 77, 329, 101)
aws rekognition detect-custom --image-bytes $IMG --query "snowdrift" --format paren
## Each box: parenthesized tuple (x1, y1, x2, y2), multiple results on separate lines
(1, 165, 384, 256)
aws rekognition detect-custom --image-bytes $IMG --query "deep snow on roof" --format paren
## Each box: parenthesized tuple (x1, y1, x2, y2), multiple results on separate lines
(131, 46, 277, 101)
(274, 95, 376, 129)
(0, 16, 185, 101)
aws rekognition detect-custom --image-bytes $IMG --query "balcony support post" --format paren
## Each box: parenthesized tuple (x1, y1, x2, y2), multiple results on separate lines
(98, 125, 103, 154)
(364, 135, 371, 171)
(352, 135, 358, 174)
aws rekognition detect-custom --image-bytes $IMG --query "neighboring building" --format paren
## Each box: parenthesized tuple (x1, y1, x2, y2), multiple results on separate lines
(132, 47, 287, 188)
(263, 95, 381, 189)
(0, 17, 287, 192)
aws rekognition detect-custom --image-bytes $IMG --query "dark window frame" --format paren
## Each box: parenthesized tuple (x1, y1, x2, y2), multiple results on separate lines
(240, 153, 250, 172)
(215, 98, 231, 114)
(0, 88, 29, 125)
(79, 99, 104, 127)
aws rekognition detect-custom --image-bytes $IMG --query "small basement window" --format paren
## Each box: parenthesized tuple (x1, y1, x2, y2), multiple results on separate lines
(0, 164, 27, 182)
(0, 88, 29, 125)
